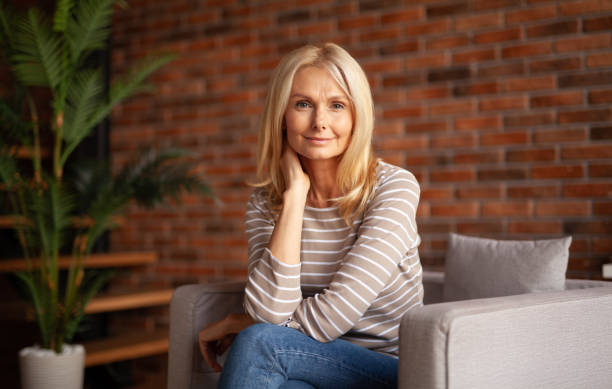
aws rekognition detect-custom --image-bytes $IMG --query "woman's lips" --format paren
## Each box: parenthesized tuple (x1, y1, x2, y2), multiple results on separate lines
(305, 136, 333, 144)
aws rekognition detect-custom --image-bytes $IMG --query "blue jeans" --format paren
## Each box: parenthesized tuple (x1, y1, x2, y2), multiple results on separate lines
(218, 323, 397, 389)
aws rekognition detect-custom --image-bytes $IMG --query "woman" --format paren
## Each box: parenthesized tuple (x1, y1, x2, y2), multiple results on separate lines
(199, 43, 423, 389)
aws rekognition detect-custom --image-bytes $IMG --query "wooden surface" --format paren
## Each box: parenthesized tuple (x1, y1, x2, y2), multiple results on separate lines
(85, 289, 174, 314)
(83, 329, 169, 367)
(0, 251, 158, 272)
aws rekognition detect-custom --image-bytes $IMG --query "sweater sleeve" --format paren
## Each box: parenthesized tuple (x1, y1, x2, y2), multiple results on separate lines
(243, 191, 302, 324)
(292, 169, 420, 341)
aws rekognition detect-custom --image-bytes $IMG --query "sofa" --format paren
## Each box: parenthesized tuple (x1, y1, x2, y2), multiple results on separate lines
(167, 270, 612, 389)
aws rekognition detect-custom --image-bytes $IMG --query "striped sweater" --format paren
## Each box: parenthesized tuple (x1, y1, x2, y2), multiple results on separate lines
(243, 161, 423, 356)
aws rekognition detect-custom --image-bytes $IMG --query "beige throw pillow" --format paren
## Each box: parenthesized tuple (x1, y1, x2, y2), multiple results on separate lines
(443, 233, 571, 302)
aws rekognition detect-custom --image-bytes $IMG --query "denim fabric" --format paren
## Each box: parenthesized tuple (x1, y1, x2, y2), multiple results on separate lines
(218, 323, 397, 389)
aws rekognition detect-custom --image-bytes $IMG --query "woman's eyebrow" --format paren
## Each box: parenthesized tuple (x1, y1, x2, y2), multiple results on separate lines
(290, 93, 348, 101)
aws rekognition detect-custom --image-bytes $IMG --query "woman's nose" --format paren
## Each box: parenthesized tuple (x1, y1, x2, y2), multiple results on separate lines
(312, 107, 327, 130)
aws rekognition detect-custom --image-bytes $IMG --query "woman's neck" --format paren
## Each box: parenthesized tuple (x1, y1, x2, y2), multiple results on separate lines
(300, 156, 341, 208)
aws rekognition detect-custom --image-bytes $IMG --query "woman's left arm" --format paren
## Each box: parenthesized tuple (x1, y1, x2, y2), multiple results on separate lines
(291, 169, 421, 342)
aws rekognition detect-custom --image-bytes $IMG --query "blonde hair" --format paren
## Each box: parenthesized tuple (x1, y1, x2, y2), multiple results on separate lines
(253, 43, 378, 224)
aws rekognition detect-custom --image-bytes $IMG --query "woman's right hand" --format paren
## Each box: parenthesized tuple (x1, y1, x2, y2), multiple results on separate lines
(280, 143, 310, 200)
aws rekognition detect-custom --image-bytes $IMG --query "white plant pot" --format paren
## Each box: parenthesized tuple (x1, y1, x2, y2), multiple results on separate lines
(19, 344, 85, 389)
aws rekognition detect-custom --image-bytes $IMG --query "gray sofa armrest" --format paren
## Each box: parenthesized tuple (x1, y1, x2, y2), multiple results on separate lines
(398, 285, 612, 389)
(168, 281, 245, 389)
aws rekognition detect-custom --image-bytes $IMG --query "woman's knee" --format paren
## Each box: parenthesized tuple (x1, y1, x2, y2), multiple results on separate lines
(232, 322, 282, 353)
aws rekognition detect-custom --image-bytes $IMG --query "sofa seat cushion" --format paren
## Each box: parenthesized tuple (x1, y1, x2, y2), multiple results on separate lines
(443, 233, 571, 302)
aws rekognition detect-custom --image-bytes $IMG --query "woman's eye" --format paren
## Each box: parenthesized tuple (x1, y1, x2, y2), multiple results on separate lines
(296, 101, 310, 108)
(332, 103, 345, 110)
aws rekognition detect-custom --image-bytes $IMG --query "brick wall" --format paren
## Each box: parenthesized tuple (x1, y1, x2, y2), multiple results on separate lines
(110, 0, 612, 282)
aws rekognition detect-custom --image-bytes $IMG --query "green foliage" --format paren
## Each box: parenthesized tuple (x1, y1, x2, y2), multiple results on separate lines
(0, 1, 211, 353)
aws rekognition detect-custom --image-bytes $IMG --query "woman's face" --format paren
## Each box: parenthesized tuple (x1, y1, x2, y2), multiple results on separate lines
(284, 66, 353, 162)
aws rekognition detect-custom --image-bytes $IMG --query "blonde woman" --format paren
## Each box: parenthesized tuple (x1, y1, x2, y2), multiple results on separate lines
(198, 43, 423, 389)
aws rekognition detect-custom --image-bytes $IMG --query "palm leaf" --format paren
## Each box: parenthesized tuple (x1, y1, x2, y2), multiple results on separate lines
(62, 68, 104, 143)
(11, 9, 64, 90)
(61, 54, 175, 165)
(64, 270, 113, 342)
(53, 0, 75, 32)
(66, 0, 115, 65)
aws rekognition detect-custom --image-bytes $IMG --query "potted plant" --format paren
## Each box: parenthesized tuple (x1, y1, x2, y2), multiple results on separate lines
(0, 1, 210, 388)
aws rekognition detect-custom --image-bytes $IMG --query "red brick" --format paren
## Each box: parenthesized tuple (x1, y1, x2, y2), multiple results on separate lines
(473, 0, 516, 11)
(504, 111, 556, 127)
(455, 12, 502, 31)
(405, 153, 450, 166)
(380, 135, 428, 150)
(431, 202, 479, 217)
(427, 35, 470, 50)
(593, 238, 612, 253)
(526, 20, 579, 38)
(362, 59, 401, 73)
(456, 185, 503, 199)
(558, 70, 612, 88)
(590, 163, 612, 177)
(531, 91, 584, 107)
(474, 27, 521, 44)
(532, 164, 585, 179)
(480, 96, 526, 111)
(562, 145, 612, 160)
(406, 86, 450, 100)
(558, 108, 612, 123)
(383, 72, 423, 87)
(508, 221, 563, 234)
(478, 168, 528, 181)
(428, 67, 471, 82)
(478, 62, 525, 78)
(454, 151, 503, 164)
(592, 126, 612, 140)
(404, 19, 452, 36)
(380, 41, 420, 55)
(536, 201, 590, 216)
(481, 131, 529, 146)
(381, 8, 424, 24)
(421, 187, 454, 201)
(560, 0, 612, 15)
(383, 106, 424, 119)
(504, 75, 555, 92)
(533, 128, 588, 143)
(338, 15, 378, 30)
(360, 26, 402, 42)
(508, 185, 560, 198)
(457, 221, 504, 234)
(593, 201, 612, 215)
(502, 41, 552, 58)
(430, 168, 476, 182)
(555, 33, 611, 53)
(564, 183, 612, 198)
(583, 15, 612, 32)
(589, 89, 612, 104)
(453, 48, 497, 64)
(564, 220, 612, 234)
(404, 120, 449, 133)
(431, 133, 477, 149)
(506, 5, 557, 24)
(529, 57, 582, 73)
(404, 53, 449, 70)
(374, 121, 403, 135)
(455, 115, 501, 131)
(429, 100, 475, 116)
(587, 53, 612, 68)
(482, 201, 532, 217)
(453, 81, 498, 96)
(507, 148, 557, 163)
(426, 2, 470, 18)
(298, 21, 334, 35)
